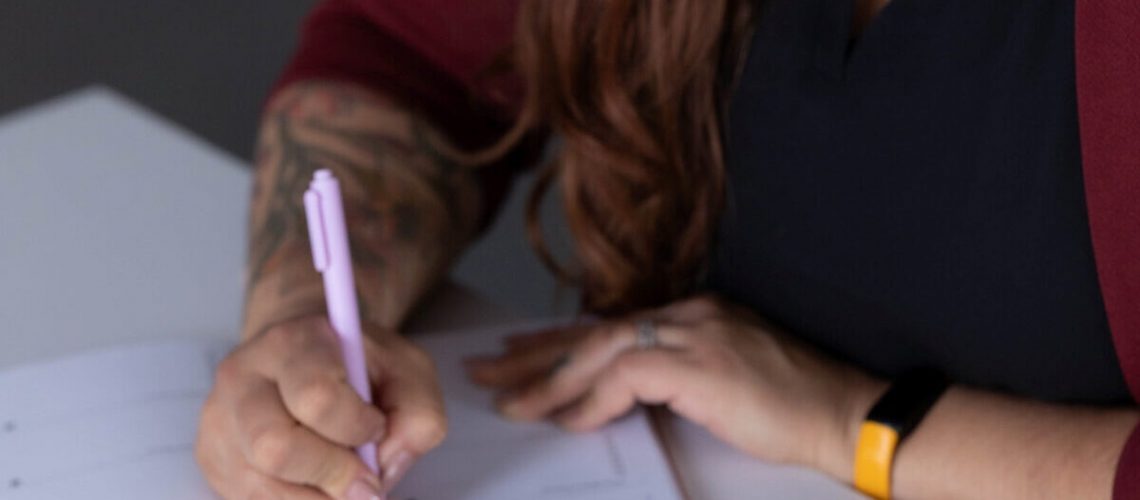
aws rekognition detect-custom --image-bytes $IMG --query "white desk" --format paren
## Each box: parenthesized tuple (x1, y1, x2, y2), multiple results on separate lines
(0, 88, 859, 499)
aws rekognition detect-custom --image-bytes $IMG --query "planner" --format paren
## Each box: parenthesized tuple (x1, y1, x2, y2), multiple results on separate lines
(392, 326, 681, 500)
(0, 340, 227, 500)
(0, 325, 682, 500)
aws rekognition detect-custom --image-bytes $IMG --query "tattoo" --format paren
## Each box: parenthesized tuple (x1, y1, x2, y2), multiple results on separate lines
(409, 121, 466, 228)
(245, 84, 480, 324)
(245, 115, 317, 293)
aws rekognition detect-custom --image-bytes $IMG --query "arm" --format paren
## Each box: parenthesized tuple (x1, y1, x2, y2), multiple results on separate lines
(840, 384, 1139, 499)
(197, 81, 483, 500)
(467, 295, 1140, 500)
(198, 0, 533, 496)
(243, 80, 482, 338)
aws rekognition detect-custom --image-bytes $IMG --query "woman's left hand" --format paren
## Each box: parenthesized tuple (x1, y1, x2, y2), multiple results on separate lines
(464, 295, 886, 481)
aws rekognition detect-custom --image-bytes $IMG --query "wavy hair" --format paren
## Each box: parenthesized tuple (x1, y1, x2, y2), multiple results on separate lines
(493, 0, 754, 314)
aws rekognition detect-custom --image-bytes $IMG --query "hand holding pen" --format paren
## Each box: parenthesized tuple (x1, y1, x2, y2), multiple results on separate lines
(304, 169, 449, 496)
(195, 169, 447, 500)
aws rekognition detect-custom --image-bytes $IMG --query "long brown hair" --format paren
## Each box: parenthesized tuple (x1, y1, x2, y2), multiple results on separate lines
(496, 0, 754, 314)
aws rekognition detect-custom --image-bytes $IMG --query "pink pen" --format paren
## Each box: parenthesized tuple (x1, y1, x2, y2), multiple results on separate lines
(303, 169, 379, 474)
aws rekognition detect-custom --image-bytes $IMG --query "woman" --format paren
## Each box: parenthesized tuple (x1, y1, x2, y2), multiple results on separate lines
(195, 0, 1140, 499)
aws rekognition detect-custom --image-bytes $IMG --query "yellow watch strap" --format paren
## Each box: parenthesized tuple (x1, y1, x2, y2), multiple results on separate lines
(853, 421, 899, 500)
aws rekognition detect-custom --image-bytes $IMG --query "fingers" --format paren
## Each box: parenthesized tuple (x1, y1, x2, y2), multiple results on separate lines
(370, 341, 447, 492)
(555, 349, 689, 432)
(375, 377, 447, 456)
(495, 323, 644, 421)
(466, 335, 575, 389)
(204, 464, 329, 500)
(656, 295, 724, 325)
(235, 380, 383, 500)
(198, 317, 401, 500)
(236, 468, 329, 500)
(199, 385, 382, 500)
(277, 348, 387, 447)
(253, 317, 387, 448)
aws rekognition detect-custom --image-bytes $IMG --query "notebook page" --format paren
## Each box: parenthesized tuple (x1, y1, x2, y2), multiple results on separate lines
(392, 325, 684, 500)
(0, 325, 682, 500)
(657, 414, 865, 500)
(0, 340, 230, 500)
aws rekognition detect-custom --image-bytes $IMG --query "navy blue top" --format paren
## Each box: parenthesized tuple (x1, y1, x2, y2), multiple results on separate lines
(708, 0, 1130, 403)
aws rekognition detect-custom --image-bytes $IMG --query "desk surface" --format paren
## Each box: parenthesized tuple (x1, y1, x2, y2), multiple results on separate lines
(0, 88, 250, 366)
(0, 88, 860, 499)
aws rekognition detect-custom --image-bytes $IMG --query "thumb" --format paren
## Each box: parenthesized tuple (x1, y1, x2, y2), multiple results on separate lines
(370, 342, 447, 492)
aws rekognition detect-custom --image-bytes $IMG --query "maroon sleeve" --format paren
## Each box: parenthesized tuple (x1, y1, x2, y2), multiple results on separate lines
(1076, 0, 1140, 398)
(1075, 0, 1140, 497)
(1117, 425, 1140, 500)
(271, 0, 545, 228)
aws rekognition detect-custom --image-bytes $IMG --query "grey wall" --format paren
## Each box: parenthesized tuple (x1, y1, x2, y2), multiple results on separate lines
(0, 0, 317, 155)
(0, 0, 575, 318)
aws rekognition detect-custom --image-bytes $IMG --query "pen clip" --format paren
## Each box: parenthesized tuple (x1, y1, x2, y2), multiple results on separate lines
(303, 189, 330, 272)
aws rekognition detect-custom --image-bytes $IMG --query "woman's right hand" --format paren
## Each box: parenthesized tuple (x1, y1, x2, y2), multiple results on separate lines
(195, 315, 447, 500)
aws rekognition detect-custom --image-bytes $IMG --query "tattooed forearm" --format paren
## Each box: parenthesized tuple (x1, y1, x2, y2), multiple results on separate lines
(242, 82, 482, 337)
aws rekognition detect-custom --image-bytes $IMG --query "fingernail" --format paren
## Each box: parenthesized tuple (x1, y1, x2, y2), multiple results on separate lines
(345, 478, 385, 500)
(382, 450, 414, 492)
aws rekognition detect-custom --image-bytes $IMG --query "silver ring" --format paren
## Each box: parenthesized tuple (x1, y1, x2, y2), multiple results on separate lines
(635, 319, 659, 349)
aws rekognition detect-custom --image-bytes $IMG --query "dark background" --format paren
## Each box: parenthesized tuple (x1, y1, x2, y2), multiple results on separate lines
(0, 0, 317, 159)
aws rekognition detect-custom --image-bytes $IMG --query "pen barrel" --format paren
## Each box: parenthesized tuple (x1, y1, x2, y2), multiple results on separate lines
(338, 330, 378, 472)
(311, 173, 370, 397)
(307, 170, 380, 474)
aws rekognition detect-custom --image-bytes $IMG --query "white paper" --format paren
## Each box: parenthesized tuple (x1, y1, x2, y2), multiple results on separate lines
(656, 407, 865, 499)
(0, 326, 683, 500)
(393, 326, 683, 500)
(0, 340, 230, 500)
